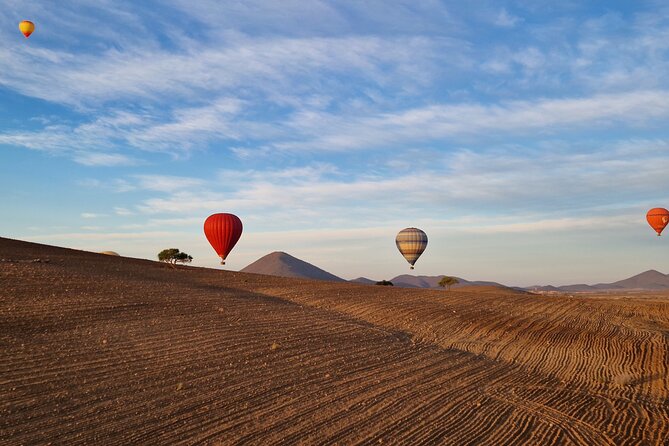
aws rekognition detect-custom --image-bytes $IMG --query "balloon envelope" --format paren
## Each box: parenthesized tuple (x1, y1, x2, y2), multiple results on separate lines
(396, 227, 428, 269)
(204, 213, 243, 264)
(19, 21, 34, 38)
(646, 208, 669, 236)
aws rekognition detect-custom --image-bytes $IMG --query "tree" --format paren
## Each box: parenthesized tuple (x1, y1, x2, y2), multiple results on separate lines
(158, 248, 193, 266)
(375, 280, 394, 286)
(438, 276, 459, 291)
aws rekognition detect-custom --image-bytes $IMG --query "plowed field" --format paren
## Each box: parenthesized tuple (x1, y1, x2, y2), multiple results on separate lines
(1, 237, 668, 445)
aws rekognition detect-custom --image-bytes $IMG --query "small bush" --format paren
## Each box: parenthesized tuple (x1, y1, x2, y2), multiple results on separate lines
(376, 280, 394, 286)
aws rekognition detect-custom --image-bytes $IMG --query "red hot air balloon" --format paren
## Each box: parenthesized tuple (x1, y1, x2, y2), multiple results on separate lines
(204, 213, 243, 264)
(647, 208, 669, 236)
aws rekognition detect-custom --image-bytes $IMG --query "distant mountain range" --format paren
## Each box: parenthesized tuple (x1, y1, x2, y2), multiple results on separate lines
(527, 269, 669, 292)
(352, 274, 510, 288)
(243, 252, 669, 292)
(390, 275, 508, 289)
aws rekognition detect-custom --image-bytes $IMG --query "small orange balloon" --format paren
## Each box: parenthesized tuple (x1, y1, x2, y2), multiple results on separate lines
(646, 208, 669, 236)
(19, 21, 35, 38)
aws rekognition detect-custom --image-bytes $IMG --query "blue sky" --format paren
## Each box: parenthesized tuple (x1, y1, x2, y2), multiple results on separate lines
(2, 1, 669, 286)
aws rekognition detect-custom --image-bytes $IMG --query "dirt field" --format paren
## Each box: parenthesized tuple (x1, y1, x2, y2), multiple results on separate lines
(1, 237, 668, 445)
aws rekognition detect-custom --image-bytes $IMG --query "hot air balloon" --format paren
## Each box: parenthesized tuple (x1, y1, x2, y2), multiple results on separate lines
(204, 213, 243, 265)
(19, 21, 34, 38)
(396, 227, 428, 269)
(646, 208, 669, 236)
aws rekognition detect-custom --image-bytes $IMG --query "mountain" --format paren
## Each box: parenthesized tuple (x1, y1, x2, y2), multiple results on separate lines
(240, 252, 345, 282)
(595, 269, 669, 290)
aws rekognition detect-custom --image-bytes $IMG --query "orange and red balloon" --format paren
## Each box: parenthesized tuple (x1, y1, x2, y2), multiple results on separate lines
(646, 208, 669, 236)
(19, 21, 35, 38)
(204, 213, 243, 265)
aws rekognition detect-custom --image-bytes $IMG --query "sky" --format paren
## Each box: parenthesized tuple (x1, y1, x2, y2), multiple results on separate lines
(2, 1, 669, 286)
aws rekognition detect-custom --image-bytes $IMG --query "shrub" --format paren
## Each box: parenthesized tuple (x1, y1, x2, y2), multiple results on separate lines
(376, 280, 394, 286)
(438, 276, 459, 291)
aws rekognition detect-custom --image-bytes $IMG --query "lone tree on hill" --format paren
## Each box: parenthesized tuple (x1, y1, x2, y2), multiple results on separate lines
(158, 248, 193, 266)
(375, 280, 394, 286)
(438, 276, 459, 291)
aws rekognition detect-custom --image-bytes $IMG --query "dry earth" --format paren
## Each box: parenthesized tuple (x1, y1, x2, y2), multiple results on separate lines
(1, 237, 668, 445)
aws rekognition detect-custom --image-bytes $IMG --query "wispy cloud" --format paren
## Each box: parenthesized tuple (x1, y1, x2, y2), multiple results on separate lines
(493, 9, 522, 27)
(81, 213, 105, 219)
(73, 152, 137, 166)
(123, 142, 669, 231)
(167, 0, 458, 37)
(3, 2, 668, 166)
(114, 207, 133, 216)
(274, 90, 669, 152)
(454, 214, 639, 234)
(133, 175, 206, 193)
(1, 32, 447, 109)
(24, 230, 186, 241)
(4, 89, 667, 164)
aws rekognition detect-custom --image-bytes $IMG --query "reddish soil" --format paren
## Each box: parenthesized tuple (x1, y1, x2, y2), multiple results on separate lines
(1, 237, 668, 445)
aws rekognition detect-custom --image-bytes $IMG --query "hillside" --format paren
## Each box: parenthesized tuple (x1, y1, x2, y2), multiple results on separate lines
(240, 251, 345, 282)
(2, 236, 668, 445)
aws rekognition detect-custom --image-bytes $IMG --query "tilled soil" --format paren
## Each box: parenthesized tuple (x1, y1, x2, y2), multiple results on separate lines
(1, 237, 668, 445)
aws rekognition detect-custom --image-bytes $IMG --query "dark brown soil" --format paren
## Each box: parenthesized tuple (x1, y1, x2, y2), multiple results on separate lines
(1, 237, 668, 445)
